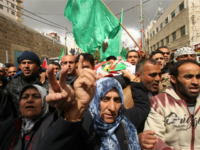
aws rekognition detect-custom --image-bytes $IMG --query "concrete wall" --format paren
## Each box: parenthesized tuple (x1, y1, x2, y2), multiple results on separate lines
(0, 12, 67, 65)
(145, 0, 200, 53)
(0, 0, 16, 20)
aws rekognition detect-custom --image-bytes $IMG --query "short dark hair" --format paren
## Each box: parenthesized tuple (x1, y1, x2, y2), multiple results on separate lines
(170, 60, 199, 78)
(150, 50, 164, 59)
(127, 50, 140, 59)
(4, 63, 14, 68)
(136, 58, 159, 74)
(51, 62, 61, 69)
(157, 46, 168, 50)
(106, 56, 117, 61)
(75, 53, 95, 67)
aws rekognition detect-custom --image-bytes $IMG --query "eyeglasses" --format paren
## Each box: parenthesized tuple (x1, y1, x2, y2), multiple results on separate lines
(163, 52, 170, 55)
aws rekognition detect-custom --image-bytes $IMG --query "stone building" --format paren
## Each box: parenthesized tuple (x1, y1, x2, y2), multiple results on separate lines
(0, 12, 67, 66)
(0, 0, 24, 23)
(145, 0, 200, 53)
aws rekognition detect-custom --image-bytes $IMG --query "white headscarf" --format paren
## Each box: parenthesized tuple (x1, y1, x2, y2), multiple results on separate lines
(19, 84, 49, 136)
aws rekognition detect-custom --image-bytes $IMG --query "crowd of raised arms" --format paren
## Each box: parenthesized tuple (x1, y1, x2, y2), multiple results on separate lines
(0, 46, 199, 150)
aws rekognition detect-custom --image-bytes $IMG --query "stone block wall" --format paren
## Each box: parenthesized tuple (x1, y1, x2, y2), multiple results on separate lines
(0, 12, 67, 65)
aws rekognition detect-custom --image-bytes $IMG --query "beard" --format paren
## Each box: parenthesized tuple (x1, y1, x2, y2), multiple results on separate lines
(177, 79, 200, 99)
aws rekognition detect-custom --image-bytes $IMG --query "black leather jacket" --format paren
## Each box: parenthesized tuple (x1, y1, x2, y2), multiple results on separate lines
(4, 70, 49, 116)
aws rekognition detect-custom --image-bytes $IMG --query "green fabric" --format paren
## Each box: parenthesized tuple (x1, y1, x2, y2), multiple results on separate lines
(64, 0, 119, 54)
(109, 63, 127, 72)
(120, 47, 128, 61)
(59, 47, 65, 61)
(100, 9, 123, 61)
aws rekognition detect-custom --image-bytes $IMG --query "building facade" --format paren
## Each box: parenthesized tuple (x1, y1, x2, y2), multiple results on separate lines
(145, 0, 200, 53)
(0, 0, 24, 23)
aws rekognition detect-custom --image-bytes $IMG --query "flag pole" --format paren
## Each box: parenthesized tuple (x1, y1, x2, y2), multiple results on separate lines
(101, 0, 143, 50)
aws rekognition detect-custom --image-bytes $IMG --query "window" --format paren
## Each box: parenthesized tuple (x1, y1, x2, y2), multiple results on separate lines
(150, 34, 152, 38)
(154, 45, 156, 50)
(160, 23, 163, 29)
(173, 32, 176, 41)
(153, 31, 155, 36)
(181, 26, 185, 36)
(179, 2, 184, 12)
(156, 27, 159, 32)
(166, 36, 169, 44)
(161, 39, 164, 46)
(165, 17, 168, 25)
(0, 4, 3, 9)
(11, 3, 15, 8)
(171, 11, 175, 19)
(7, 8, 9, 12)
(157, 42, 159, 48)
(11, 11, 15, 15)
(7, 1, 9, 5)
(151, 46, 152, 52)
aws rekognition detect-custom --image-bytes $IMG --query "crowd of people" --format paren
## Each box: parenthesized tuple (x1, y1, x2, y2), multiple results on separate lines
(0, 46, 199, 150)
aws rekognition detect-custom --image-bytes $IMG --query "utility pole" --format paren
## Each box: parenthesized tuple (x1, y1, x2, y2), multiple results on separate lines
(65, 28, 67, 55)
(52, 35, 55, 57)
(140, 0, 145, 50)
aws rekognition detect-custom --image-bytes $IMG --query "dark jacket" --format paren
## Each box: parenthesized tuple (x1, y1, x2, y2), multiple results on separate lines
(4, 69, 49, 116)
(0, 113, 53, 150)
(38, 82, 150, 150)
(0, 89, 16, 122)
(0, 78, 8, 89)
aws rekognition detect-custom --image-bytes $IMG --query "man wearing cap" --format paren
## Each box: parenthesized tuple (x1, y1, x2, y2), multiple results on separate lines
(4, 51, 49, 116)
(0, 63, 8, 89)
(174, 47, 197, 63)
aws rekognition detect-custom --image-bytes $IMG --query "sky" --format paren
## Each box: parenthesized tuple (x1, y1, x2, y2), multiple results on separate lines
(22, 0, 174, 49)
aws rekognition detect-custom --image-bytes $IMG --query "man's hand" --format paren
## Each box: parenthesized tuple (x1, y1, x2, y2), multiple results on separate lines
(141, 50, 147, 59)
(138, 131, 158, 150)
(46, 64, 74, 116)
(121, 70, 140, 82)
(67, 56, 98, 121)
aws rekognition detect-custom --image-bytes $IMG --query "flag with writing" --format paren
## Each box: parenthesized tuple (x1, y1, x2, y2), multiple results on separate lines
(120, 47, 128, 61)
(59, 47, 65, 61)
(64, 0, 119, 54)
(100, 9, 123, 61)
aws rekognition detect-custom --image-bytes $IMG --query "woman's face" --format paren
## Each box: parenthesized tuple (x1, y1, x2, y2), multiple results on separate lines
(20, 87, 42, 120)
(100, 89, 122, 123)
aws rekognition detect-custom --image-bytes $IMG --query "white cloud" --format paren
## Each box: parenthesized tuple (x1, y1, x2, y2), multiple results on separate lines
(121, 28, 140, 50)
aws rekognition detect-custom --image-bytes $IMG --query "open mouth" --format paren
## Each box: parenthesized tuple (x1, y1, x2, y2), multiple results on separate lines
(152, 84, 159, 89)
(25, 106, 35, 109)
(189, 87, 199, 93)
(24, 70, 31, 74)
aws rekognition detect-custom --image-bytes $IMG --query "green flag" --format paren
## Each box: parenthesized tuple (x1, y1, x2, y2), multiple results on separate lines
(100, 9, 123, 61)
(59, 47, 65, 61)
(64, 0, 119, 54)
(120, 47, 128, 61)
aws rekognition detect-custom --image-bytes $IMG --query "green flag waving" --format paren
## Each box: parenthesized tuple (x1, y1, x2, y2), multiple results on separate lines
(64, 0, 119, 54)
(120, 47, 128, 61)
(100, 9, 123, 61)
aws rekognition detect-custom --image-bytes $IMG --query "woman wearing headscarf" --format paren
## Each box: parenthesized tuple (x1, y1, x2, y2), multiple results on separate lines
(0, 84, 52, 150)
(38, 77, 150, 150)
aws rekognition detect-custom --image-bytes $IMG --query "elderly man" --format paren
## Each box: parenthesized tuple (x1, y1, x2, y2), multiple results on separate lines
(4, 51, 49, 116)
(174, 47, 196, 63)
(140, 60, 200, 150)
(0, 63, 7, 89)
